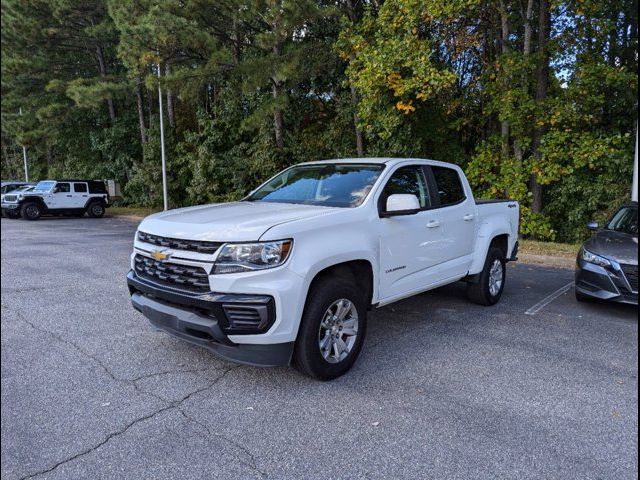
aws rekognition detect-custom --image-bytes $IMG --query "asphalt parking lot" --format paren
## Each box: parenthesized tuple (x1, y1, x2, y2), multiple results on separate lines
(1, 216, 637, 480)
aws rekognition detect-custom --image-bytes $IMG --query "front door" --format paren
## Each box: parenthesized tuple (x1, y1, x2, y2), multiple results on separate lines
(51, 182, 74, 209)
(378, 165, 449, 300)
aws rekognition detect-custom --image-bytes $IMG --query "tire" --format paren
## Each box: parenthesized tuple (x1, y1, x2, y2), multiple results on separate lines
(87, 201, 105, 218)
(20, 202, 42, 221)
(294, 276, 367, 380)
(467, 246, 506, 306)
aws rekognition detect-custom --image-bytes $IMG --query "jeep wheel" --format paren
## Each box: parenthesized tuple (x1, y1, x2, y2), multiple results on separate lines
(21, 202, 42, 221)
(467, 246, 506, 306)
(294, 276, 367, 380)
(87, 202, 105, 218)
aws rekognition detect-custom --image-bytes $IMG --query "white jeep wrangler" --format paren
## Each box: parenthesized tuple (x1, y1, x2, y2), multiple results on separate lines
(1, 179, 109, 220)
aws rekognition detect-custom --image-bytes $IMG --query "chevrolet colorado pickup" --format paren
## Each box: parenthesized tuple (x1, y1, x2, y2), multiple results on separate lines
(127, 158, 520, 379)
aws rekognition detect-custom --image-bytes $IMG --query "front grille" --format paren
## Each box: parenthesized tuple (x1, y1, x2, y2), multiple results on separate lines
(137, 231, 222, 255)
(4, 195, 17, 202)
(134, 254, 210, 293)
(621, 264, 638, 292)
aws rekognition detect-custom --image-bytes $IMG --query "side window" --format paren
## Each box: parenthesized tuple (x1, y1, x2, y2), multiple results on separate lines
(55, 183, 71, 193)
(431, 167, 465, 206)
(381, 166, 430, 210)
(73, 183, 88, 193)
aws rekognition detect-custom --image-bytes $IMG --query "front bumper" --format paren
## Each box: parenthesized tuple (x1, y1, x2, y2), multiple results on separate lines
(1, 203, 19, 210)
(575, 259, 638, 305)
(127, 271, 294, 366)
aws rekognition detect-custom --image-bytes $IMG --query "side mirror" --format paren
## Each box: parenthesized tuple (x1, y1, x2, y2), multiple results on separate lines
(586, 221, 599, 231)
(381, 194, 420, 217)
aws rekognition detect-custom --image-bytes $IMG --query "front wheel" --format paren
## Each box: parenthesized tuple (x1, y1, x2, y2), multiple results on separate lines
(20, 202, 42, 221)
(467, 247, 506, 306)
(294, 277, 367, 380)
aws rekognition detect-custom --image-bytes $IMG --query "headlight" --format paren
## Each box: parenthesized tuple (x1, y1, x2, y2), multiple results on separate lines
(213, 240, 292, 274)
(581, 247, 611, 268)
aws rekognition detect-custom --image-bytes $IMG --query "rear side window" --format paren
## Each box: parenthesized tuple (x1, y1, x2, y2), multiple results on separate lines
(381, 166, 430, 209)
(88, 181, 107, 194)
(431, 167, 465, 206)
(73, 183, 88, 193)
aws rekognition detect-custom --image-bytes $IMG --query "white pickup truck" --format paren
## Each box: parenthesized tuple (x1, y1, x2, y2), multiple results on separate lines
(127, 158, 519, 379)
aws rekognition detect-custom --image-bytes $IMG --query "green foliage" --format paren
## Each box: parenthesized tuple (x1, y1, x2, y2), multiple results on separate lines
(1, 0, 637, 243)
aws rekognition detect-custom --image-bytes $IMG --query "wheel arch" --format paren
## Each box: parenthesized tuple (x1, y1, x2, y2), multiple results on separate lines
(84, 196, 107, 209)
(20, 196, 48, 211)
(305, 259, 375, 310)
(467, 222, 513, 276)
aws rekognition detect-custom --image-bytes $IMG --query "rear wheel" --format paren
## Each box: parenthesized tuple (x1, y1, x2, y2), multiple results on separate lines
(87, 201, 105, 218)
(20, 202, 42, 221)
(294, 276, 367, 380)
(467, 247, 506, 306)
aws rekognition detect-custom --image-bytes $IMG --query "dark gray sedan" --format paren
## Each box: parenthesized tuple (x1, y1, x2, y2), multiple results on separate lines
(575, 202, 638, 304)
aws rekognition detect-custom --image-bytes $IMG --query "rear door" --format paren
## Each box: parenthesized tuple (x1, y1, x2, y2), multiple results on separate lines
(71, 182, 90, 208)
(425, 165, 477, 277)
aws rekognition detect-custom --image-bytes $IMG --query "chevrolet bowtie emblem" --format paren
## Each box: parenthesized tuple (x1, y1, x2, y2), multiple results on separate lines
(150, 249, 170, 262)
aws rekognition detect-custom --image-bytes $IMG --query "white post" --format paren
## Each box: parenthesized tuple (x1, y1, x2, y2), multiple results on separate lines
(19, 108, 29, 182)
(157, 63, 169, 211)
(633, 122, 638, 202)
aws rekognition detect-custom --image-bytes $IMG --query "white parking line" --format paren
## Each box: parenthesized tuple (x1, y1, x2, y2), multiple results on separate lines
(525, 281, 575, 315)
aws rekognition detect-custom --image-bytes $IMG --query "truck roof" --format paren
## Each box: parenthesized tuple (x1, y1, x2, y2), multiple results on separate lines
(299, 158, 460, 169)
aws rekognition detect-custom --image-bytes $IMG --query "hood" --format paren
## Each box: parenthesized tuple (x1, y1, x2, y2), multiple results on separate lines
(584, 229, 638, 265)
(138, 201, 340, 242)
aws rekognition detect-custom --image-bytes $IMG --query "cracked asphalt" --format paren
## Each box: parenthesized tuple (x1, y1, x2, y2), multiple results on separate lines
(1, 216, 637, 480)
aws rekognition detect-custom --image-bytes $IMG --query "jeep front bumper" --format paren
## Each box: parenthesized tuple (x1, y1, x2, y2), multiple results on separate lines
(127, 271, 294, 367)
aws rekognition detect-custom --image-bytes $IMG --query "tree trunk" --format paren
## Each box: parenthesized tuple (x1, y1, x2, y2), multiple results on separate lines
(147, 89, 153, 120)
(523, 0, 534, 56)
(135, 76, 147, 144)
(530, 0, 551, 214)
(513, 0, 535, 163)
(271, 43, 285, 150)
(350, 84, 365, 156)
(499, 0, 510, 160)
(165, 64, 176, 129)
(96, 44, 116, 122)
(272, 81, 285, 150)
(345, 0, 365, 155)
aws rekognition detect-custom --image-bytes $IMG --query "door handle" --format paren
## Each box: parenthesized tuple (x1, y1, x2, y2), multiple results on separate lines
(463, 214, 475, 221)
(66, 195, 73, 197)
(426, 220, 440, 228)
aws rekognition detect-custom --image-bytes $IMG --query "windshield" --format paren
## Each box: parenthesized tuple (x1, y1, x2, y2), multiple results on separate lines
(606, 206, 638, 235)
(247, 163, 385, 208)
(33, 181, 56, 192)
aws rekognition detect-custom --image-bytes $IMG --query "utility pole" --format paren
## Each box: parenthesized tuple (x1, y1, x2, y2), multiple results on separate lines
(157, 62, 169, 211)
(19, 108, 29, 182)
